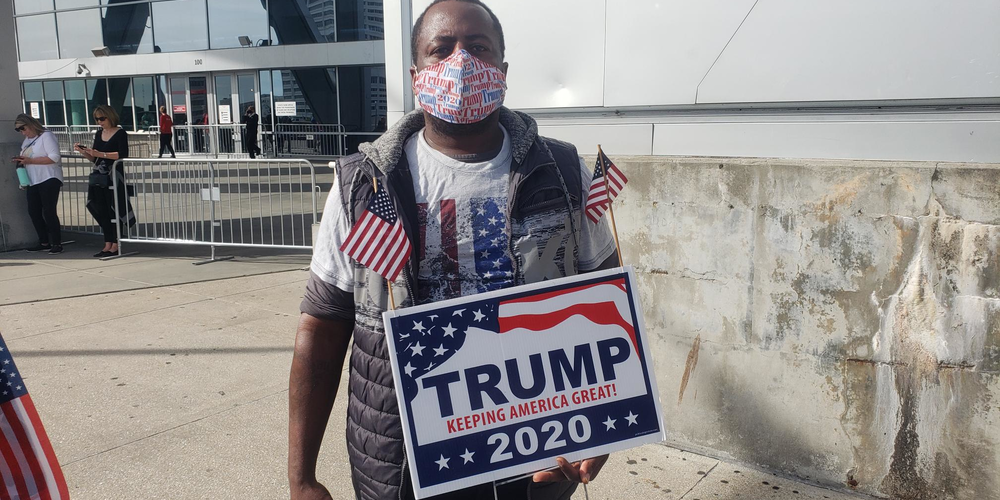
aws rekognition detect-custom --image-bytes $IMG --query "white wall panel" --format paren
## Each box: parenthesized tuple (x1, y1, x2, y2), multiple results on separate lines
(537, 123, 654, 156)
(698, 0, 1000, 103)
(604, 0, 757, 106)
(651, 115, 1000, 162)
(412, 0, 606, 109)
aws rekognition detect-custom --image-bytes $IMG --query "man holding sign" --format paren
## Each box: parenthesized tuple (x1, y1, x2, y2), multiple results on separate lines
(290, 1, 620, 498)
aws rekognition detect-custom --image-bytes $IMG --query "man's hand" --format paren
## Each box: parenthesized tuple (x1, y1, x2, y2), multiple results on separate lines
(532, 455, 609, 484)
(290, 480, 333, 500)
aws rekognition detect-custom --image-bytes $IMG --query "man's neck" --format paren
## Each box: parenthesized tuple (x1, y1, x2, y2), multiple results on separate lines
(422, 113, 504, 158)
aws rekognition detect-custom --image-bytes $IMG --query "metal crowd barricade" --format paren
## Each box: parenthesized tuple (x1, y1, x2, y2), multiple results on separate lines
(110, 157, 321, 264)
(273, 123, 346, 158)
(57, 153, 104, 236)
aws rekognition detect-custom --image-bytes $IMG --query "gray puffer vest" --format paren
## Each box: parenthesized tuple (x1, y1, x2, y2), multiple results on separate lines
(336, 108, 586, 499)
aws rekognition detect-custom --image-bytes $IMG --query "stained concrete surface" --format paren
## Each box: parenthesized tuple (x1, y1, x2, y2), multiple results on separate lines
(610, 157, 1000, 499)
(0, 244, 864, 499)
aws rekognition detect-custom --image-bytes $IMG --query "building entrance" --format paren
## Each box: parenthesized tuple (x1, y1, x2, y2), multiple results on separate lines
(165, 73, 259, 156)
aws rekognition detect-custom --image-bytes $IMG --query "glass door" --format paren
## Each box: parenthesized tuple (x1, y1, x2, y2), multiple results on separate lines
(189, 76, 210, 154)
(168, 76, 190, 154)
(214, 74, 237, 154)
(237, 73, 258, 156)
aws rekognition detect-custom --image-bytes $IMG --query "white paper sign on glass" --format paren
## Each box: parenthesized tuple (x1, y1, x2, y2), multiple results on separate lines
(29, 102, 41, 119)
(218, 105, 231, 124)
(275, 101, 297, 117)
(383, 266, 665, 499)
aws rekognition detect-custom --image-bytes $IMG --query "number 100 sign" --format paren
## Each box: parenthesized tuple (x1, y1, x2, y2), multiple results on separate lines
(383, 266, 665, 498)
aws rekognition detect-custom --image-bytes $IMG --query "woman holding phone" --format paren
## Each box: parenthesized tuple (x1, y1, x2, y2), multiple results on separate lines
(11, 113, 63, 254)
(76, 105, 134, 258)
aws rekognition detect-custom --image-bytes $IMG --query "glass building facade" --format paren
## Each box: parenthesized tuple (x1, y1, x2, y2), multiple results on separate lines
(15, 0, 387, 156)
(14, 0, 385, 60)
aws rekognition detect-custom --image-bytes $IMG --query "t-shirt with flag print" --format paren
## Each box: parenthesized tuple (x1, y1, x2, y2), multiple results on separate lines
(310, 125, 616, 304)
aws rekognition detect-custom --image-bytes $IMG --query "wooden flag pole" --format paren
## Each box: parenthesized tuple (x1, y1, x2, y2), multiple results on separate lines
(373, 176, 397, 310)
(598, 144, 624, 268)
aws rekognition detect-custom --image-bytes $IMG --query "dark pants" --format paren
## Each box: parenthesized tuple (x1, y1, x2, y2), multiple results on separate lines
(245, 130, 259, 158)
(159, 133, 176, 157)
(26, 178, 62, 246)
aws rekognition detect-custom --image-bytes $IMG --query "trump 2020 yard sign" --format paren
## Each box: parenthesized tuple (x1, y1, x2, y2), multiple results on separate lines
(383, 266, 665, 498)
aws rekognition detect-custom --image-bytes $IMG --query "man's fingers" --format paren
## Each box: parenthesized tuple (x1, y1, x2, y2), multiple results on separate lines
(557, 457, 583, 483)
(579, 454, 610, 483)
(531, 469, 566, 483)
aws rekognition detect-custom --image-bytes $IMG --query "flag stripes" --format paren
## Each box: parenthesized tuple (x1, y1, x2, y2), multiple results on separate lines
(0, 395, 67, 500)
(585, 149, 628, 223)
(339, 187, 413, 282)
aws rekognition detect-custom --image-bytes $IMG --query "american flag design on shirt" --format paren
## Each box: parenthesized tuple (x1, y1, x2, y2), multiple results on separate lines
(417, 196, 514, 303)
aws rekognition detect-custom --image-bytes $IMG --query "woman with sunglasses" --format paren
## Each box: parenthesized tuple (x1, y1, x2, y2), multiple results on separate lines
(75, 105, 134, 258)
(11, 113, 63, 254)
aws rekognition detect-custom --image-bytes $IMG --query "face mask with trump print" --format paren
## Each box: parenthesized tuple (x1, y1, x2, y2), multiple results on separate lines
(412, 49, 507, 124)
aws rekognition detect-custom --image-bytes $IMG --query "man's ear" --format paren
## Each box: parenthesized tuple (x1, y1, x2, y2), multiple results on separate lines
(502, 62, 509, 76)
(410, 65, 419, 92)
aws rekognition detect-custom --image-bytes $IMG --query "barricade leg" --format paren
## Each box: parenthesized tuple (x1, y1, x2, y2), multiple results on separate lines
(192, 245, 235, 266)
(102, 161, 140, 261)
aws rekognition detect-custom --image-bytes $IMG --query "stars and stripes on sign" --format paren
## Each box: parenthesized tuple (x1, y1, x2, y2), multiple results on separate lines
(339, 187, 413, 281)
(0, 334, 69, 500)
(585, 149, 628, 224)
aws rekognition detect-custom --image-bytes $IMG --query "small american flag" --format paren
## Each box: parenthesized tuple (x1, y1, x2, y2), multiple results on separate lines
(585, 149, 628, 224)
(0, 334, 69, 500)
(340, 187, 413, 281)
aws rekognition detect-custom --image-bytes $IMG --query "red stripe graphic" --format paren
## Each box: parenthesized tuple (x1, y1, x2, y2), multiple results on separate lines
(503, 279, 624, 305)
(417, 203, 428, 261)
(499, 301, 639, 355)
(440, 200, 460, 297)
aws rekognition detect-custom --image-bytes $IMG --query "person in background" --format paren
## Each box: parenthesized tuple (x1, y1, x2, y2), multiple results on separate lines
(76, 104, 134, 258)
(158, 105, 176, 158)
(11, 113, 63, 255)
(242, 105, 260, 159)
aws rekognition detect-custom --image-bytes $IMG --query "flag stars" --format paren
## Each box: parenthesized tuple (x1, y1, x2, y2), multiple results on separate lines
(625, 411, 639, 426)
(488, 216, 499, 226)
(480, 250, 490, 259)
(452, 309, 465, 317)
(441, 323, 457, 337)
(410, 342, 426, 356)
(478, 228, 489, 237)
(603, 416, 617, 431)
(473, 309, 486, 322)
(436, 454, 451, 470)
(433, 345, 448, 357)
(460, 449, 475, 464)
(490, 237, 501, 248)
(492, 259, 502, 269)
(404, 362, 416, 376)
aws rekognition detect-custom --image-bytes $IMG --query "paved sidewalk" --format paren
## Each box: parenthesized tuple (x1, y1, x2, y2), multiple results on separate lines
(0, 243, 866, 499)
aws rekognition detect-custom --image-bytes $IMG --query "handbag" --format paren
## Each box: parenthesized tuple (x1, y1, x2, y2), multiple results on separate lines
(88, 171, 111, 188)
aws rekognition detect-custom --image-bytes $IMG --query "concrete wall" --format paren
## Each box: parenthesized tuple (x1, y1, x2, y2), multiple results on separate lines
(0, 0, 33, 251)
(610, 156, 999, 498)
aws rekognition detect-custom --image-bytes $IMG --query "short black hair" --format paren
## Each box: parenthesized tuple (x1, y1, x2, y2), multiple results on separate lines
(411, 0, 505, 63)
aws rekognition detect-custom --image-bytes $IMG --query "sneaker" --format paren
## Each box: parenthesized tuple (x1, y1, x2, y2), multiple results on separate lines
(94, 250, 111, 257)
(25, 244, 51, 252)
(48, 245, 63, 255)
